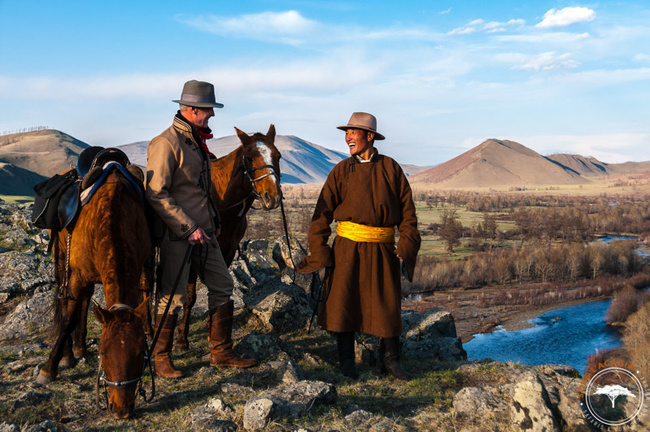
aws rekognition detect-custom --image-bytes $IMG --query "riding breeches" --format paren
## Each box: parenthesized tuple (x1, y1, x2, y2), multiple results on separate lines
(156, 235, 233, 315)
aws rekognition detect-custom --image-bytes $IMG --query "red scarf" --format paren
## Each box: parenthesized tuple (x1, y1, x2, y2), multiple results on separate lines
(197, 129, 214, 157)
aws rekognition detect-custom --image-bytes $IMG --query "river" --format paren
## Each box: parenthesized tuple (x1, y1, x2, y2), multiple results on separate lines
(463, 235, 649, 374)
(463, 299, 622, 374)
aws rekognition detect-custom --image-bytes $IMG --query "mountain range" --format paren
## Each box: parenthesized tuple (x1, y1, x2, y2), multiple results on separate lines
(410, 138, 650, 188)
(1, 130, 648, 196)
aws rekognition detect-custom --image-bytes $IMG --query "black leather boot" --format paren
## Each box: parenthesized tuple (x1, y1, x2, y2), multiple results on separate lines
(336, 332, 359, 379)
(381, 337, 412, 381)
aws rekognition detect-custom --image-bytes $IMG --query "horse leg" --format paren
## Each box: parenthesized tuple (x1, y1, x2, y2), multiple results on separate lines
(69, 292, 92, 361)
(36, 294, 83, 385)
(176, 269, 198, 352)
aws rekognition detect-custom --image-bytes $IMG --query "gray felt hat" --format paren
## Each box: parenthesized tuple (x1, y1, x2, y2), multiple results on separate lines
(172, 80, 224, 108)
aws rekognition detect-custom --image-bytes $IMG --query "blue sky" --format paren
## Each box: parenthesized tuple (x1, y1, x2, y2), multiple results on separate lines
(1, 0, 649, 165)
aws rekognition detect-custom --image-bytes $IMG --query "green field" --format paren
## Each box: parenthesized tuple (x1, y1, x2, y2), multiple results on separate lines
(0, 195, 34, 204)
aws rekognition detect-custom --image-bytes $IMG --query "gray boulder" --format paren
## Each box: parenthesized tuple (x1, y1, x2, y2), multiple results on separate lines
(243, 380, 336, 430)
(345, 409, 397, 431)
(248, 283, 313, 333)
(242, 239, 279, 282)
(402, 310, 467, 362)
(453, 361, 591, 432)
(188, 398, 237, 431)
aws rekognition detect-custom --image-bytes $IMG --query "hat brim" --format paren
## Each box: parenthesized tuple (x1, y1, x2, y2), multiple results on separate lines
(336, 125, 385, 141)
(172, 99, 224, 109)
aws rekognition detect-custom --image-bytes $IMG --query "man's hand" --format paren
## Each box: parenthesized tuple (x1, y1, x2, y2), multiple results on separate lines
(188, 227, 211, 245)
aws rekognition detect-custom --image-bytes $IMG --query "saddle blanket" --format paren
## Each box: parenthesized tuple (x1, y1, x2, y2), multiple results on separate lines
(80, 162, 144, 206)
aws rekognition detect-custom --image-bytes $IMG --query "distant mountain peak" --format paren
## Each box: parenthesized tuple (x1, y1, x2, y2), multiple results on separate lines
(411, 138, 587, 188)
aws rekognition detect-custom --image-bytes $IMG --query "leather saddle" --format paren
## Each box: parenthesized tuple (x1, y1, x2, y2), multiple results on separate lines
(57, 147, 135, 230)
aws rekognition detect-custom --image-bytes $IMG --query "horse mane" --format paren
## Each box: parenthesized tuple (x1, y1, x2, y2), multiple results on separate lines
(210, 145, 247, 207)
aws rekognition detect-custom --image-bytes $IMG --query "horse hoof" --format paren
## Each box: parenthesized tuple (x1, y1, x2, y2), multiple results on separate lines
(35, 370, 53, 386)
(73, 347, 86, 359)
(60, 356, 76, 368)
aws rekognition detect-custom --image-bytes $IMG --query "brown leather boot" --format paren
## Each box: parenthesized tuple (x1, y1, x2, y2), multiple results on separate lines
(152, 314, 183, 378)
(209, 301, 257, 368)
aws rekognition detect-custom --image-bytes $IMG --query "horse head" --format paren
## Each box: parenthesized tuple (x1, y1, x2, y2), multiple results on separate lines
(235, 124, 282, 210)
(93, 300, 149, 419)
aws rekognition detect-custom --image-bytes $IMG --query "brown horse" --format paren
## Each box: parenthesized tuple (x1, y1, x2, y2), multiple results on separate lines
(175, 124, 282, 350)
(35, 165, 152, 419)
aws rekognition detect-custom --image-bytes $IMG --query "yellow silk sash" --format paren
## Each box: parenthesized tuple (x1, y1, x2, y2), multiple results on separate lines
(336, 220, 395, 243)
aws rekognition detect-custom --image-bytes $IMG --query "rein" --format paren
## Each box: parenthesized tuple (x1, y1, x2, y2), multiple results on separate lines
(279, 193, 330, 333)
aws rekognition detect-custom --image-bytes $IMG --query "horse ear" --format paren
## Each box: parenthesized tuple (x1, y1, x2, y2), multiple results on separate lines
(133, 299, 149, 322)
(93, 304, 111, 324)
(235, 127, 251, 146)
(267, 124, 276, 141)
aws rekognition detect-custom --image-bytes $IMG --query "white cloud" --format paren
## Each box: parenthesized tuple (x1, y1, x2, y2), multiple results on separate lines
(449, 18, 525, 35)
(536, 7, 596, 29)
(633, 53, 650, 62)
(439, 8, 451, 15)
(177, 10, 317, 44)
(512, 52, 579, 71)
(448, 26, 477, 35)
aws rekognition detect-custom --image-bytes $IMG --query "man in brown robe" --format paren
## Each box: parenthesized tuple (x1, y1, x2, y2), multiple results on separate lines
(297, 112, 421, 380)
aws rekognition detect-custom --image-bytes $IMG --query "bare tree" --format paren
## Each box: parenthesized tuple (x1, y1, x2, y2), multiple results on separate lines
(439, 209, 463, 253)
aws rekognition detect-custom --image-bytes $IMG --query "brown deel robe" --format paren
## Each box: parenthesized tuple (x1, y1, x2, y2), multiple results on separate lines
(298, 153, 421, 337)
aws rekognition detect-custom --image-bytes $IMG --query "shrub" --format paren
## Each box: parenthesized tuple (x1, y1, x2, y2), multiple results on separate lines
(605, 285, 643, 325)
(622, 302, 650, 385)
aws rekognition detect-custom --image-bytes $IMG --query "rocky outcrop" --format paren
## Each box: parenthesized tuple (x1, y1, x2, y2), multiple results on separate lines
(453, 361, 591, 432)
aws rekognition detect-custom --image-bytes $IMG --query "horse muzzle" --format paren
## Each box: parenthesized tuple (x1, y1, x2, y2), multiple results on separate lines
(109, 400, 135, 419)
(259, 191, 281, 210)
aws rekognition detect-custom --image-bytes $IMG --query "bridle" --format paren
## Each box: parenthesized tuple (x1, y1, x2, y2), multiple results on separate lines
(95, 303, 155, 411)
(223, 144, 282, 216)
(240, 149, 281, 199)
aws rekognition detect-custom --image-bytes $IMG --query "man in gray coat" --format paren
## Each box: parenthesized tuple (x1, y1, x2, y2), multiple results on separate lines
(146, 80, 256, 378)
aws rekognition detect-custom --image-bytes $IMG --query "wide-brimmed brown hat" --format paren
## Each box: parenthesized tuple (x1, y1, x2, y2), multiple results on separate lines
(172, 80, 224, 108)
(336, 112, 385, 140)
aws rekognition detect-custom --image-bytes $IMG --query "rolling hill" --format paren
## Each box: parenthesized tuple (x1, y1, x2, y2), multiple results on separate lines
(0, 163, 47, 196)
(0, 129, 89, 178)
(410, 139, 591, 188)
(546, 153, 650, 177)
